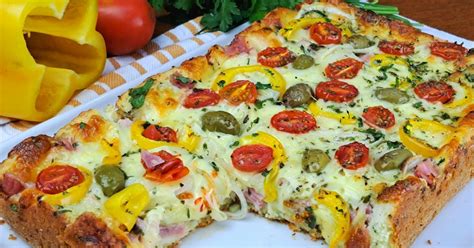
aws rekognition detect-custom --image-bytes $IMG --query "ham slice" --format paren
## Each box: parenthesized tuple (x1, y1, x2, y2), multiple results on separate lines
(1, 173, 24, 196)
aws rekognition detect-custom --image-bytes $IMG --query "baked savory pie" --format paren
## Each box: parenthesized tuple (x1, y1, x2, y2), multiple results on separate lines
(1, 1, 473, 247)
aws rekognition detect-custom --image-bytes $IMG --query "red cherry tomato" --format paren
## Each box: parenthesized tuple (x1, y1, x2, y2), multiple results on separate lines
(142, 125, 178, 143)
(183, 89, 220, 109)
(231, 144, 274, 172)
(362, 106, 396, 129)
(142, 151, 189, 183)
(219, 80, 258, 105)
(430, 42, 467, 61)
(378, 41, 415, 56)
(36, 165, 84, 194)
(335, 142, 370, 170)
(271, 110, 317, 134)
(325, 58, 364, 79)
(414, 81, 455, 104)
(315, 80, 359, 102)
(97, 0, 156, 55)
(170, 72, 196, 89)
(257, 47, 295, 67)
(309, 22, 342, 45)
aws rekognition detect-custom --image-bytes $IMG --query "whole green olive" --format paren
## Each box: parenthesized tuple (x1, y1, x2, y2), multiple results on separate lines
(375, 149, 413, 172)
(202, 111, 241, 135)
(95, 165, 126, 197)
(302, 149, 330, 173)
(282, 83, 314, 107)
(347, 35, 374, 49)
(293, 54, 315, 70)
(375, 88, 410, 104)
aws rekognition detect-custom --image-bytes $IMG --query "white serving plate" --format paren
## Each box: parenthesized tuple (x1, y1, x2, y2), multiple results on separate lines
(1, 19, 473, 248)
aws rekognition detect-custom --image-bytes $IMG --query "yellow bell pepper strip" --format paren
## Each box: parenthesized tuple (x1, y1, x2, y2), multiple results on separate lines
(369, 54, 408, 69)
(279, 17, 352, 41)
(314, 189, 351, 248)
(131, 121, 201, 152)
(43, 167, 92, 206)
(101, 139, 122, 165)
(399, 119, 455, 157)
(240, 132, 287, 202)
(0, 0, 106, 121)
(212, 65, 287, 98)
(308, 102, 356, 125)
(446, 84, 473, 108)
(104, 183, 150, 231)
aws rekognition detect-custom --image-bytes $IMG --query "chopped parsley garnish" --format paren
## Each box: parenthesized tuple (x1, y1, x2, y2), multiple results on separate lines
(217, 80, 226, 88)
(327, 105, 342, 113)
(305, 206, 317, 229)
(210, 161, 220, 172)
(256, 82, 272, 90)
(79, 122, 87, 129)
(229, 141, 240, 148)
(129, 78, 155, 109)
(360, 128, 385, 143)
(386, 141, 402, 149)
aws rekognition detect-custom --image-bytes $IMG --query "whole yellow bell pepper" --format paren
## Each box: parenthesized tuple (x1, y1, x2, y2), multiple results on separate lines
(212, 65, 287, 97)
(0, 0, 106, 121)
(314, 189, 351, 248)
(240, 132, 287, 202)
(308, 102, 356, 125)
(104, 183, 150, 231)
(399, 119, 454, 157)
(43, 167, 93, 206)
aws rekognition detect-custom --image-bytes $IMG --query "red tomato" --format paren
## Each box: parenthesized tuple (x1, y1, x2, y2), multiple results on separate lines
(378, 41, 414, 56)
(414, 81, 455, 104)
(231, 144, 274, 172)
(142, 125, 178, 143)
(219, 80, 258, 105)
(271, 110, 317, 134)
(36, 165, 84, 194)
(97, 0, 156, 55)
(142, 151, 189, 183)
(335, 142, 369, 170)
(257, 47, 295, 67)
(362, 106, 396, 129)
(325, 58, 364, 79)
(315, 80, 359, 102)
(183, 89, 220, 109)
(430, 42, 467, 61)
(309, 22, 342, 45)
(170, 72, 196, 89)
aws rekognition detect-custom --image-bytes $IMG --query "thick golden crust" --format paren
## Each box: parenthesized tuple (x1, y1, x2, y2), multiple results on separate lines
(378, 112, 474, 248)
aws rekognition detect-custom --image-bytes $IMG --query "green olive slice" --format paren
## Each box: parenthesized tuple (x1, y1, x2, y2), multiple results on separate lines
(347, 35, 374, 49)
(375, 149, 413, 172)
(202, 111, 241, 135)
(293, 54, 315, 70)
(282, 83, 314, 108)
(302, 149, 330, 173)
(375, 88, 410, 104)
(95, 165, 126, 197)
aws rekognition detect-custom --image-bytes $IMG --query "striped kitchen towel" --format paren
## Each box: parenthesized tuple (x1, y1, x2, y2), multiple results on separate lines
(0, 17, 223, 143)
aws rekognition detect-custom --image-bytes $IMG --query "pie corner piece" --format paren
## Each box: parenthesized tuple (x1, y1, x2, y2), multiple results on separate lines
(1, 0, 474, 248)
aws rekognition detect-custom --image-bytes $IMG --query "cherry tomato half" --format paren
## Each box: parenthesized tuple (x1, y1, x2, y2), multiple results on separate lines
(430, 42, 467, 61)
(97, 0, 156, 56)
(315, 80, 359, 102)
(414, 81, 455, 104)
(335, 142, 369, 170)
(271, 110, 317, 134)
(36, 165, 84, 194)
(257, 47, 295, 67)
(183, 89, 220, 109)
(142, 151, 189, 183)
(378, 41, 414, 56)
(362, 106, 396, 129)
(325, 58, 364, 80)
(231, 144, 274, 172)
(142, 124, 178, 143)
(309, 22, 342, 45)
(219, 80, 258, 105)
